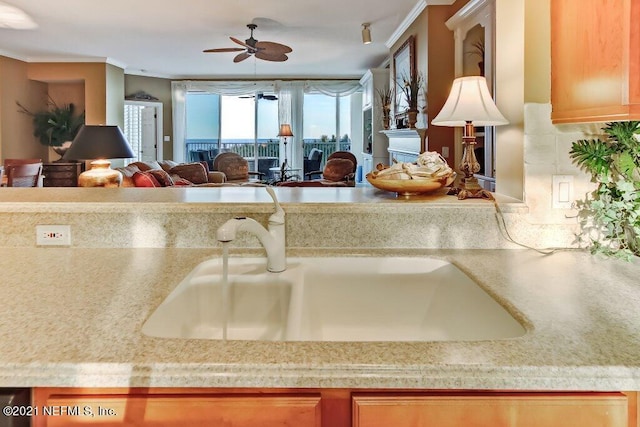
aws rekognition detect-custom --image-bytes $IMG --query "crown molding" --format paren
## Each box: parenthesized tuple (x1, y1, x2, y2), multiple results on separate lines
(385, 0, 456, 48)
(445, 0, 490, 30)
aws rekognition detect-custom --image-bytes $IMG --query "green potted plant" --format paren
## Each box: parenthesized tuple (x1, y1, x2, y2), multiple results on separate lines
(569, 121, 640, 259)
(17, 97, 85, 157)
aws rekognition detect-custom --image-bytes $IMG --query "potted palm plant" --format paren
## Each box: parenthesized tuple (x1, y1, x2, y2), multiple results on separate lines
(376, 87, 394, 130)
(397, 72, 424, 129)
(17, 97, 85, 158)
(569, 121, 640, 259)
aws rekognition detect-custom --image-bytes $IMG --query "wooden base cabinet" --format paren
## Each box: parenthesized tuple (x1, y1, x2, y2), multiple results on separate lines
(353, 392, 631, 427)
(32, 388, 321, 427)
(32, 388, 637, 427)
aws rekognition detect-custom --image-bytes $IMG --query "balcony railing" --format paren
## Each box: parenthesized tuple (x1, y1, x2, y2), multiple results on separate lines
(185, 139, 351, 169)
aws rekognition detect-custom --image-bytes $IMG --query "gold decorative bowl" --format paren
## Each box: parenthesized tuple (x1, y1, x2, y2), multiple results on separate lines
(366, 172, 456, 196)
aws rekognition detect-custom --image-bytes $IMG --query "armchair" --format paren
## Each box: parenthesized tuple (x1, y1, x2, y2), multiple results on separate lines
(278, 151, 357, 187)
(213, 152, 266, 183)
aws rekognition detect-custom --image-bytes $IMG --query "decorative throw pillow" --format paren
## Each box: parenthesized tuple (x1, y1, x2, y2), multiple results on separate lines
(159, 160, 179, 172)
(171, 176, 193, 186)
(323, 158, 354, 182)
(133, 160, 163, 171)
(132, 171, 161, 187)
(148, 169, 174, 187)
(169, 162, 208, 184)
(117, 164, 141, 187)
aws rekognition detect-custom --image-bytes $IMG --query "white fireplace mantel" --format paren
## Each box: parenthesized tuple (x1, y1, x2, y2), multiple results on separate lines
(380, 128, 428, 158)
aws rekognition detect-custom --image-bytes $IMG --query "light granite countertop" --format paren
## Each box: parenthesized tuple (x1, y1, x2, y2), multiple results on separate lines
(1, 246, 639, 391)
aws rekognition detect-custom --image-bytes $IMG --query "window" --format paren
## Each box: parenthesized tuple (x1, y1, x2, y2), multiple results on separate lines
(177, 81, 360, 174)
(303, 93, 351, 160)
(185, 92, 220, 161)
(184, 92, 279, 173)
(124, 104, 143, 163)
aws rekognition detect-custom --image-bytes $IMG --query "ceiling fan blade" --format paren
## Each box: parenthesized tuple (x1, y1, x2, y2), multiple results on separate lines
(230, 36, 254, 50)
(255, 51, 288, 62)
(203, 47, 245, 53)
(233, 52, 252, 63)
(255, 41, 292, 54)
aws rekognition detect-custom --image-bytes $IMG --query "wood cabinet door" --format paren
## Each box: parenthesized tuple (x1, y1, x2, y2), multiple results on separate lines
(353, 393, 628, 427)
(33, 389, 321, 427)
(551, 0, 640, 123)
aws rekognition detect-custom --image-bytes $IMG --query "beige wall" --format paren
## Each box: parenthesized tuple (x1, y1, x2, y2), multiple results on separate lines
(521, 0, 601, 226)
(0, 60, 126, 163)
(494, 0, 525, 199)
(106, 63, 125, 129)
(0, 56, 49, 162)
(524, 0, 551, 104)
(124, 74, 173, 159)
(27, 62, 125, 126)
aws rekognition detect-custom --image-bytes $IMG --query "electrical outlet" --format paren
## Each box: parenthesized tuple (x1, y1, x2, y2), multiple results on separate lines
(442, 147, 450, 158)
(36, 225, 71, 246)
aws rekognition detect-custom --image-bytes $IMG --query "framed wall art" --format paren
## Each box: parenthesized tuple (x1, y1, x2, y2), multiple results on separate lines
(392, 35, 416, 121)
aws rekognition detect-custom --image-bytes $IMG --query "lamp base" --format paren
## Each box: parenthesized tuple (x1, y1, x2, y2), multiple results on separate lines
(447, 176, 494, 200)
(78, 160, 122, 187)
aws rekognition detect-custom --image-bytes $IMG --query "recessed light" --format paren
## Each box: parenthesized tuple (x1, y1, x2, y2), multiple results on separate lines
(0, 2, 37, 30)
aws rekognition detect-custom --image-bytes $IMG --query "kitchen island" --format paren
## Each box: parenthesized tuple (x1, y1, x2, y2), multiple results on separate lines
(0, 246, 638, 391)
(0, 187, 639, 426)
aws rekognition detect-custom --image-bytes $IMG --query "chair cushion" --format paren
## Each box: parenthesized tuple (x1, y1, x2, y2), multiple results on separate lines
(169, 162, 208, 184)
(207, 171, 226, 183)
(323, 158, 354, 182)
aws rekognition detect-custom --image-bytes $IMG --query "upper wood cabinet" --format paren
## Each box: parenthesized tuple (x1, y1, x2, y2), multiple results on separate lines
(551, 0, 640, 124)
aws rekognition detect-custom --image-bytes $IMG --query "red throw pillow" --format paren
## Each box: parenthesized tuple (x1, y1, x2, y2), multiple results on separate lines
(132, 171, 161, 187)
(148, 169, 174, 187)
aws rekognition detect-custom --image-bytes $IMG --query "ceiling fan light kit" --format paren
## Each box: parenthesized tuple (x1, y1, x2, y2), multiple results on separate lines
(204, 24, 292, 63)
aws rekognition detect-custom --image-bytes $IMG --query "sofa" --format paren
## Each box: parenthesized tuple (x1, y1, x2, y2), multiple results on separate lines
(115, 160, 229, 188)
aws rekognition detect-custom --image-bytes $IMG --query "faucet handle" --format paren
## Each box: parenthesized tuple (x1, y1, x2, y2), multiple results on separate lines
(266, 187, 285, 224)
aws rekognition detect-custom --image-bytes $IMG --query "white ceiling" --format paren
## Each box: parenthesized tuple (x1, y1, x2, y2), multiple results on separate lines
(0, 0, 423, 79)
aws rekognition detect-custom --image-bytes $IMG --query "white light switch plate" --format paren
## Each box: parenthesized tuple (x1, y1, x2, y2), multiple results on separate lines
(552, 175, 574, 209)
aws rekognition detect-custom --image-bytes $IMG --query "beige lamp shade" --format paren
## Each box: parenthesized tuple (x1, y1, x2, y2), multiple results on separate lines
(277, 124, 294, 137)
(431, 76, 508, 127)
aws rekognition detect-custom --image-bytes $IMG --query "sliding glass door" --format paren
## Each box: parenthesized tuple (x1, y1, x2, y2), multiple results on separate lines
(184, 92, 279, 174)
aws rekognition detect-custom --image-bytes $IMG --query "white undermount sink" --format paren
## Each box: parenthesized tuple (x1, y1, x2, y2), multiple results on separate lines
(142, 257, 526, 342)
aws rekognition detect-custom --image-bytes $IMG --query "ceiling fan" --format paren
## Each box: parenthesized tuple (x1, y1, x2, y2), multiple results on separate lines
(203, 24, 292, 63)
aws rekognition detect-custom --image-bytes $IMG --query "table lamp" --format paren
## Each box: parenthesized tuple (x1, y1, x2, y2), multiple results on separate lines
(277, 123, 294, 179)
(62, 125, 135, 187)
(431, 76, 508, 200)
